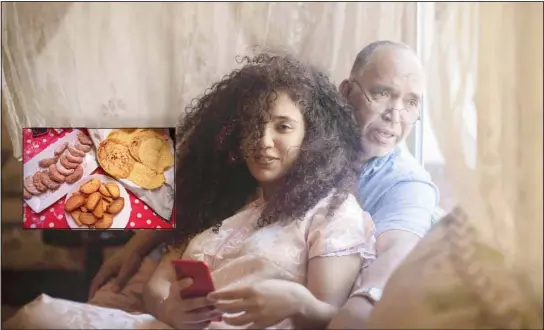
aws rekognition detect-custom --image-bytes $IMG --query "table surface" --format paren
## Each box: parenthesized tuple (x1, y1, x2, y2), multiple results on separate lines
(22, 128, 175, 229)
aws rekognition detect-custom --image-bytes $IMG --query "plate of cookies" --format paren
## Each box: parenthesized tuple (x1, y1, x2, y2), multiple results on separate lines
(63, 174, 132, 229)
(23, 129, 99, 213)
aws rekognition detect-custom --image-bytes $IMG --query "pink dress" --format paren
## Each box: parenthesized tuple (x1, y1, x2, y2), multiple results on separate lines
(4, 193, 376, 329)
(183, 193, 376, 293)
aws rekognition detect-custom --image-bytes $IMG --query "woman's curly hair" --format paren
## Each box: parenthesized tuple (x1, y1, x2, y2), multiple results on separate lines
(175, 53, 363, 240)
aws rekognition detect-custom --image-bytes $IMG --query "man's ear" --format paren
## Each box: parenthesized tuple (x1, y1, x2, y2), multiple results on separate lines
(339, 79, 350, 99)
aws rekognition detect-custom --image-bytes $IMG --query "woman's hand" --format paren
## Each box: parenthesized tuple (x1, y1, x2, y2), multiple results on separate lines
(161, 278, 221, 329)
(207, 279, 314, 329)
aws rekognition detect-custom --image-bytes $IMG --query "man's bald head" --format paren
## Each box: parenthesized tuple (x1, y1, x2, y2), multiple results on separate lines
(350, 40, 416, 77)
(340, 40, 426, 159)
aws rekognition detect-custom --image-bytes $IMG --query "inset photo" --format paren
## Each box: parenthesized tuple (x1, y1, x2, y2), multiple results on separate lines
(22, 128, 175, 230)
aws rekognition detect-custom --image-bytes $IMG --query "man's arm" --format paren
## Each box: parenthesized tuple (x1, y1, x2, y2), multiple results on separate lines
(89, 230, 178, 298)
(130, 230, 177, 256)
(328, 181, 437, 329)
(328, 231, 421, 329)
(291, 255, 362, 329)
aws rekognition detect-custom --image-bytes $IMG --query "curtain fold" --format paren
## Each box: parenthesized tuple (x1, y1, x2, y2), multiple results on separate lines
(366, 3, 542, 327)
(371, 2, 543, 327)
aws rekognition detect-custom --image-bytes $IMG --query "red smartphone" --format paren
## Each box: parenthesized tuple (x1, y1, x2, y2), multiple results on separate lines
(172, 260, 221, 322)
(171, 260, 216, 299)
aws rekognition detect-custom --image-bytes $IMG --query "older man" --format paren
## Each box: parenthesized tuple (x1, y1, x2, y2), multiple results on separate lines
(89, 41, 439, 328)
(327, 40, 439, 328)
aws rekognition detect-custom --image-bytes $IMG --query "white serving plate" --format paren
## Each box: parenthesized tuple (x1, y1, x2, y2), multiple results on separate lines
(64, 174, 132, 229)
(23, 129, 99, 213)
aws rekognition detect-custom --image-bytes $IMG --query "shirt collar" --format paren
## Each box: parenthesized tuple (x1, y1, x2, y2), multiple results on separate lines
(361, 148, 398, 177)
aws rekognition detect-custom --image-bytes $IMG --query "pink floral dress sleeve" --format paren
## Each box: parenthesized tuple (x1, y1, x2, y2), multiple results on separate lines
(306, 193, 376, 266)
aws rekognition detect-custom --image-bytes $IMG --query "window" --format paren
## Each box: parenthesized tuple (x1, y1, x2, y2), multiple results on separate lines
(412, 2, 479, 214)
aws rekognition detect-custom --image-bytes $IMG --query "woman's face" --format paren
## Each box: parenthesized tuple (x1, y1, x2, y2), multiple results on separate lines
(243, 92, 306, 185)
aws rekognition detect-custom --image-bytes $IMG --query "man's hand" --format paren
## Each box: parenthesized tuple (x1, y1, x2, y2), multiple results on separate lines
(88, 245, 144, 299)
(88, 230, 176, 299)
(328, 296, 373, 329)
(327, 230, 422, 329)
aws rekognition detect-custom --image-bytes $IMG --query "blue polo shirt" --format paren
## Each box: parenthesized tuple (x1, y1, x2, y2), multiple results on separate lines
(357, 148, 439, 238)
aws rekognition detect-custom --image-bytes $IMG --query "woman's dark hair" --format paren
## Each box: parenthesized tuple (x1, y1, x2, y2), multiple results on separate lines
(175, 53, 363, 240)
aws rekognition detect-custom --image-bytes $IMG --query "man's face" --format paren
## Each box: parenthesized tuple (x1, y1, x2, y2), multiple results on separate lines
(341, 46, 426, 159)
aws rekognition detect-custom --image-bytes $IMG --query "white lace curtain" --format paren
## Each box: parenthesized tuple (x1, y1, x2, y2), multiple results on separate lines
(412, 2, 542, 326)
(424, 1, 542, 274)
(1, 2, 417, 160)
(364, 3, 543, 326)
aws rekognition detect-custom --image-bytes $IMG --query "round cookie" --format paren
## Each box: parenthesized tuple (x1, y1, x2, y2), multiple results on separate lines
(127, 162, 166, 190)
(128, 130, 166, 162)
(94, 213, 113, 229)
(97, 138, 135, 179)
(137, 137, 173, 173)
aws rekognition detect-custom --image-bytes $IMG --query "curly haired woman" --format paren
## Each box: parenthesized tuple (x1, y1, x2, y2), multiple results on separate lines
(142, 53, 376, 329)
(4, 53, 375, 330)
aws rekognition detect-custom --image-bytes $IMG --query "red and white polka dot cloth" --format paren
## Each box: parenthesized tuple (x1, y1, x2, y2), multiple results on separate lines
(23, 128, 175, 229)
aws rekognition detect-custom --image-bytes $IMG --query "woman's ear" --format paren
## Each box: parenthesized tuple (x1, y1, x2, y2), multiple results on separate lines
(339, 80, 350, 99)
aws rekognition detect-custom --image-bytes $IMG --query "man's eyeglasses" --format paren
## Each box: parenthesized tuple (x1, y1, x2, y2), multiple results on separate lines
(350, 79, 421, 124)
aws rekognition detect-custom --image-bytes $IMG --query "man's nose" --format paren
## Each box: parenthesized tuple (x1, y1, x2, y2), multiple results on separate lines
(383, 99, 403, 122)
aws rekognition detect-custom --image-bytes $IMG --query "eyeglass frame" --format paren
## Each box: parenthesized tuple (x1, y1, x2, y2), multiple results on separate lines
(349, 78, 421, 124)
